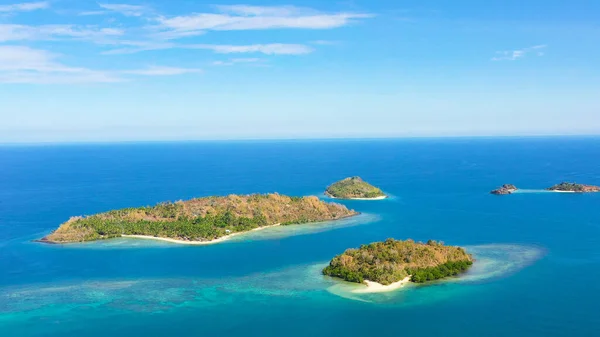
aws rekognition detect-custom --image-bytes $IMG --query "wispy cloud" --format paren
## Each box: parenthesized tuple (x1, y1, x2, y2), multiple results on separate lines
(310, 40, 339, 45)
(0, 46, 206, 84)
(123, 66, 202, 76)
(212, 58, 262, 66)
(154, 5, 373, 39)
(492, 45, 547, 61)
(0, 45, 80, 72)
(70, 5, 359, 56)
(0, 1, 48, 13)
(99, 40, 176, 54)
(214, 5, 305, 17)
(0, 45, 121, 84)
(104, 43, 314, 55)
(0, 71, 120, 84)
(98, 3, 148, 17)
(190, 43, 313, 55)
(0, 4, 372, 84)
(78, 10, 110, 16)
(0, 24, 124, 42)
(2, 4, 367, 53)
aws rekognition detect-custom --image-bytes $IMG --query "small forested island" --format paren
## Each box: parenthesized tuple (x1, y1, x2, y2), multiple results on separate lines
(547, 182, 600, 193)
(323, 239, 473, 286)
(325, 177, 386, 200)
(39, 194, 358, 244)
(491, 184, 518, 195)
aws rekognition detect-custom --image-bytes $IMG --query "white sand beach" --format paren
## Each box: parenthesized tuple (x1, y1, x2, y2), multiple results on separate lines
(348, 196, 388, 200)
(351, 276, 412, 294)
(327, 194, 388, 200)
(122, 223, 281, 245)
(515, 189, 580, 194)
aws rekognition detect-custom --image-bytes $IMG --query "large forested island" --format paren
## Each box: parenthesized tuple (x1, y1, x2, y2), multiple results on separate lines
(323, 239, 473, 285)
(40, 194, 358, 244)
(325, 177, 386, 199)
(547, 182, 600, 193)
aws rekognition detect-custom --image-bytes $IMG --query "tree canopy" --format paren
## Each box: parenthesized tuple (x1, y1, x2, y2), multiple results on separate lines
(323, 239, 473, 285)
(325, 177, 386, 199)
(43, 194, 357, 243)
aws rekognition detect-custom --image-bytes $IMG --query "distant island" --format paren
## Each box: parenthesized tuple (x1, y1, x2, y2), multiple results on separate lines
(547, 182, 600, 193)
(39, 194, 358, 244)
(325, 177, 387, 200)
(491, 184, 518, 195)
(323, 239, 473, 292)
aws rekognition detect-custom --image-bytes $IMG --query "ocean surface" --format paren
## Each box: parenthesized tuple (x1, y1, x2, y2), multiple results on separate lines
(1, 138, 599, 337)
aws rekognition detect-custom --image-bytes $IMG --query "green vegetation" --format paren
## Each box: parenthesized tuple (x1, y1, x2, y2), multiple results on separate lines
(325, 177, 386, 199)
(42, 194, 358, 243)
(322, 239, 473, 285)
(407, 260, 473, 283)
(547, 182, 600, 192)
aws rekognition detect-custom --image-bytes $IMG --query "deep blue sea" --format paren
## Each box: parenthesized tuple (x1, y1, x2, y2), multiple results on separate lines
(1, 138, 599, 337)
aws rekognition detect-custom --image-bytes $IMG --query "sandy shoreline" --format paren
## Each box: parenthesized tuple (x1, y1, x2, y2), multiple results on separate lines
(516, 189, 592, 194)
(121, 223, 281, 245)
(351, 276, 412, 294)
(548, 190, 600, 193)
(326, 194, 388, 201)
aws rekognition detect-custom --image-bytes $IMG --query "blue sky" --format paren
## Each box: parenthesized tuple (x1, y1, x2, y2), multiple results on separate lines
(1, 0, 599, 143)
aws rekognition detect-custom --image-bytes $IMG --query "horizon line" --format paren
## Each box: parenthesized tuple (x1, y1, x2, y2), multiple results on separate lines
(1, 134, 599, 147)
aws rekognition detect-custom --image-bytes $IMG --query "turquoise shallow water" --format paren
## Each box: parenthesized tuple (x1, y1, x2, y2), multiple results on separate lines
(1, 138, 599, 336)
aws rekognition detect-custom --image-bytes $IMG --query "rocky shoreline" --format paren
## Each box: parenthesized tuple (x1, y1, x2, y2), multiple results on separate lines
(490, 184, 518, 195)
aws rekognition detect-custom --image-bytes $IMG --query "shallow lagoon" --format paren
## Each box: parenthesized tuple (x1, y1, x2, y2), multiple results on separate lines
(0, 244, 544, 324)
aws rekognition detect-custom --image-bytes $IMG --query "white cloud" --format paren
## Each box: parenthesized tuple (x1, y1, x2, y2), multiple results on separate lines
(0, 24, 124, 42)
(104, 43, 313, 55)
(0, 46, 198, 83)
(189, 43, 313, 55)
(78, 11, 109, 16)
(214, 5, 311, 17)
(310, 40, 339, 45)
(492, 45, 547, 61)
(0, 71, 121, 84)
(0, 46, 77, 72)
(151, 29, 205, 40)
(154, 5, 373, 39)
(231, 58, 261, 62)
(0, 45, 121, 84)
(98, 3, 148, 17)
(0, 4, 371, 83)
(212, 58, 262, 66)
(158, 12, 372, 31)
(100, 40, 176, 54)
(123, 66, 202, 76)
(0, 1, 48, 13)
